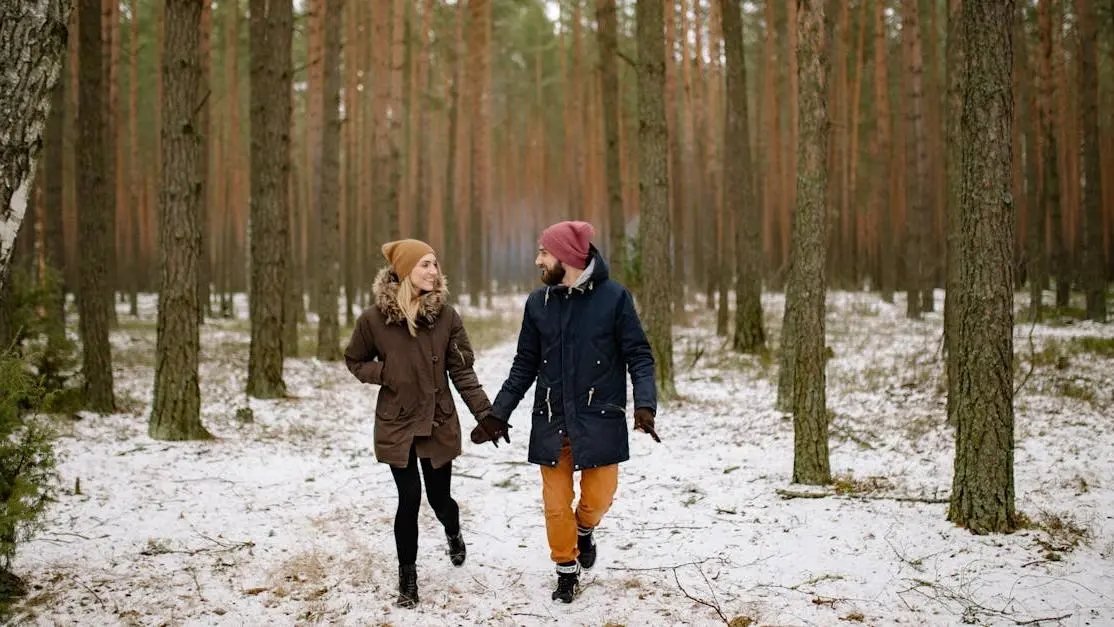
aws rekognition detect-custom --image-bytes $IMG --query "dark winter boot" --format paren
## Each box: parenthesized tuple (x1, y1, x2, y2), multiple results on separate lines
(396, 564, 419, 608)
(576, 525, 597, 569)
(447, 532, 466, 567)
(551, 561, 580, 603)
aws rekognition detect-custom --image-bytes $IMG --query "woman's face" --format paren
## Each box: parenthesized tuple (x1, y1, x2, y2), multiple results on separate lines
(409, 253, 440, 293)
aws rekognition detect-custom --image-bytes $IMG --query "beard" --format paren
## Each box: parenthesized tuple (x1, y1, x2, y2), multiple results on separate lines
(539, 262, 566, 286)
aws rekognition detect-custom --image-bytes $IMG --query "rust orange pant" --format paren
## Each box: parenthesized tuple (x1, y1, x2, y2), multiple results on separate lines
(540, 439, 619, 563)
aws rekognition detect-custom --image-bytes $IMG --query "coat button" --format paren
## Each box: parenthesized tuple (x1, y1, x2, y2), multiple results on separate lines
(432, 356, 439, 362)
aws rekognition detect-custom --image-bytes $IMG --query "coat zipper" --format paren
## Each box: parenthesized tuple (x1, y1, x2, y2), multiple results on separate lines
(453, 342, 465, 364)
(588, 387, 594, 406)
(545, 386, 553, 422)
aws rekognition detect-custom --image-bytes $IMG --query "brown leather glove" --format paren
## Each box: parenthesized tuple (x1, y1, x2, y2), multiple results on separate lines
(633, 407, 660, 442)
(470, 414, 511, 447)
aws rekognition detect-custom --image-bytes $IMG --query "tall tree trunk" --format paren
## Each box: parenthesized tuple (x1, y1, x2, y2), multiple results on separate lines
(77, 0, 117, 412)
(1040, 0, 1067, 309)
(102, 0, 118, 327)
(598, 0, 625, 283)
(948, 0, 1017, 534)
(198, 0, 212, 323)
(127, 0, 139, 316)
(44, 55, 68, 323)
(665, 1, 686, 308)
(150, 0, 212, 441)
(786, 0, 830, 485)
(945, 0, 964, 426)
(720, 0, 764, 353)
(247, 0, 292, 399)
(636, 0, 676, 399)
(467, 0, 490, 303)
(1026, 2, 1046, 321)
(388, 0, 404, 243)
(315, 0, 343, 361)
(1077, 0, 1106, 322)
(873, 0, 894, 304)
(903, 0, 930, 319)
(442, 1, 463, 303)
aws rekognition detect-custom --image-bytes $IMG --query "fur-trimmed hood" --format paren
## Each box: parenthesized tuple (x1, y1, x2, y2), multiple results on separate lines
(372, 266, 448, 327)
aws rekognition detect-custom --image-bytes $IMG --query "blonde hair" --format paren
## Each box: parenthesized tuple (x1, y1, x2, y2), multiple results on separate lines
(396, 276, 421, 337)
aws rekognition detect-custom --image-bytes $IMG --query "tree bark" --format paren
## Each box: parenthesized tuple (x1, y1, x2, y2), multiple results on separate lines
(902, 0, 930, 319)
(315, 0, 342, 361)
(944, 0, 964, 426)
(150, 0, 212, 441)
(787, 0, 830, 485)
(1077, 0, 1106, 322)
(598, 0, 625, 283)
(721, 0, 765, 353)
(44, 54, 68, 324)
(77, 0, 117, 412)
(466, 0, 490, 302)
(948, 0, 1017, 534)
(636, 0, 675, 399)
(1039, 0, 1067, 309)
(247, 0, 292, 398)
(873, 0, 894, 305)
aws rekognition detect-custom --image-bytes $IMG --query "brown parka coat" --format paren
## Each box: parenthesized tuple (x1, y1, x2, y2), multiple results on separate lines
(344, 267, 492, 468)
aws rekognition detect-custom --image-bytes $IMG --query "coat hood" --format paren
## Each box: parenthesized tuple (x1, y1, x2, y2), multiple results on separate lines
(372, 266, 448, 327)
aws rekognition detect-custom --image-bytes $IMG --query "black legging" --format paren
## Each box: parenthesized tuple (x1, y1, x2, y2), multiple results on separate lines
(389, 443, 460, 566)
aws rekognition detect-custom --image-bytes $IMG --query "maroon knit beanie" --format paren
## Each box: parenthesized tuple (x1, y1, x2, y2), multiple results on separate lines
(539, 221, 594, 270)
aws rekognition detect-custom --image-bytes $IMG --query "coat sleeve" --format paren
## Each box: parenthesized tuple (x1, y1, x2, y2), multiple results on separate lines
(490, 297, 542, 423)
(344, 312, 385, 385)
(616, 289, 657, 414)
(446, 308, 493, 420)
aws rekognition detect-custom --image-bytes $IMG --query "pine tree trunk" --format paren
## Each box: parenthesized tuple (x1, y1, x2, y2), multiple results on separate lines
(102, 0, 118, 328)
(150, 0, 212, 441)
(44, 56, 67, 324)
(873, 0, 894, 305)
(198, 0, 212, 323)
(1040, 0, 1067, 309)
(948, 0, 1017, 534)
(1077, 0, 1106, 322)
(467, 0, 490, 303)
(787, 0, 830, 485)
(315, 0, 343, 361)
(721, 0, 765, 353)
(77, 0, 117, 413)
(442, 1, 462, 303)
(903, 0, 930, 320)
(247, 0, 292, 399)
(598, 0, 626, 284)
(944, 0, 964, 426)
(636, 0, 676, 399)
(1025, 2, 1045, 321)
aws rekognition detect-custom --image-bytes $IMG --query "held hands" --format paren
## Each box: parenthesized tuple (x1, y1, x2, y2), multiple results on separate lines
(634, 407, 661, 442)
(470, 414, 511, 447)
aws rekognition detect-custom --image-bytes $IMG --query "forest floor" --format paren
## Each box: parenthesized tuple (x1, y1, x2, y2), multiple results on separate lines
(8, 289, 1114, 626)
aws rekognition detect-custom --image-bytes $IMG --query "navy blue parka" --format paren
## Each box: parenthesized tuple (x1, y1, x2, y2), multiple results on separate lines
(490, 246, 656, 469)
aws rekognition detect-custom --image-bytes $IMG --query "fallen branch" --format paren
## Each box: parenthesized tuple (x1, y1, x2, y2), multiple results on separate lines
(775, 487, 949, 504)
(673, 565, 729, 625)
(610, 557, 724, 572)
(1014, 613, 1072, 626)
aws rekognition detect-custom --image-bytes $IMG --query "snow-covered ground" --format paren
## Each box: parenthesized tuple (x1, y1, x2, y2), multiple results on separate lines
(10, 290, 1114, 626)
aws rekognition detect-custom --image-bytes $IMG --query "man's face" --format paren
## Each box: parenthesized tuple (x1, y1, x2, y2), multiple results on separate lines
(535, 248, 566, 286)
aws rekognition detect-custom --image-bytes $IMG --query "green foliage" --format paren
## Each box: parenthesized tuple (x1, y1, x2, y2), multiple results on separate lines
(0, 268, 79, 400)
(0, 354, 60, 572)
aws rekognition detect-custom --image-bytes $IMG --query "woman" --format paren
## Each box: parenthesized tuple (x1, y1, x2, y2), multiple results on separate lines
(343, 238, 501, 608)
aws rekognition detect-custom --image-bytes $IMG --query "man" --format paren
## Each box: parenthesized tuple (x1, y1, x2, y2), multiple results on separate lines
(471, 220, 659, 603)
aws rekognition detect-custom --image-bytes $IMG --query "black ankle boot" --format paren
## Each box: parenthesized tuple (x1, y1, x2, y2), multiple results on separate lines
(447, 532, 466, 567)
(396, 564, 419, 608)
(576, 525, 597, 569)
(551, 561, 580, 603)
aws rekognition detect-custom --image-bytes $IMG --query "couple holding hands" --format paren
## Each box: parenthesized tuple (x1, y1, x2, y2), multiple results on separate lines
(343, 220, 660, 607)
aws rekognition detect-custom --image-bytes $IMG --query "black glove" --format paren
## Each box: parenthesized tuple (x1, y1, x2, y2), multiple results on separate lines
(634, 407, 660, 442)
(471, 414, 511, 447)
